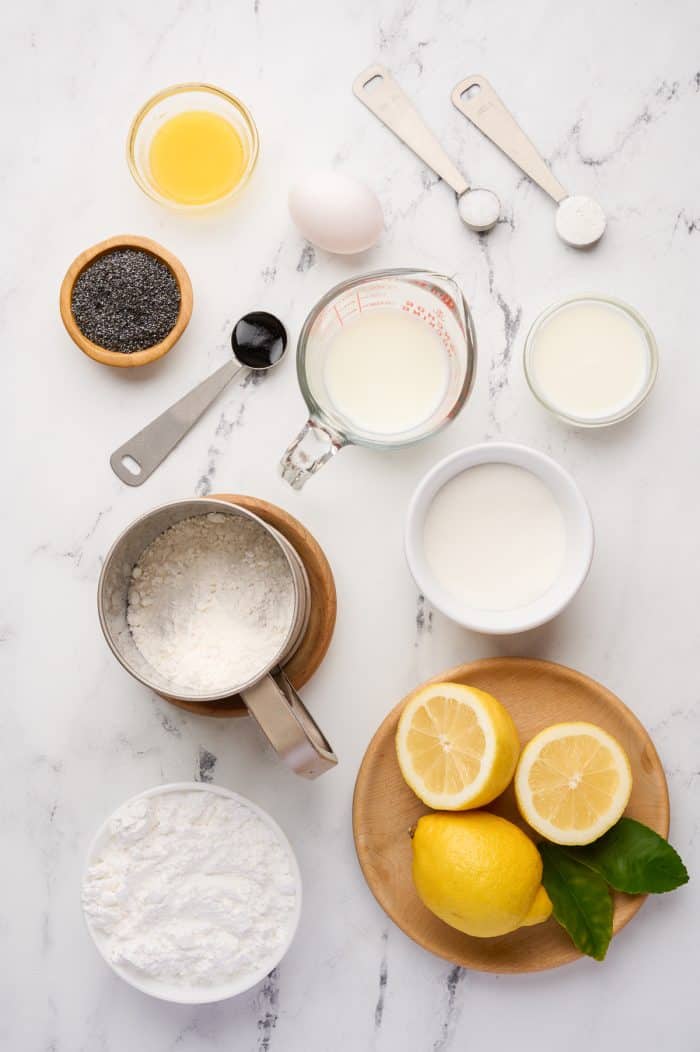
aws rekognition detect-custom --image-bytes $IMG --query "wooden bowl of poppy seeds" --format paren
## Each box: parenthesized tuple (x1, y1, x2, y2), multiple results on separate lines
(60, 235, 193, 368)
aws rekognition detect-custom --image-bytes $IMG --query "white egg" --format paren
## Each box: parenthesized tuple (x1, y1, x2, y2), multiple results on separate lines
(288, 170, 383, 255)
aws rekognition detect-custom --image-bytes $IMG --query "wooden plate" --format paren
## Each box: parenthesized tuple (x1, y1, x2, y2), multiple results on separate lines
(353, 658, 669, 973)
(59, 234, 193, 368)
(163, 494, 337, 718)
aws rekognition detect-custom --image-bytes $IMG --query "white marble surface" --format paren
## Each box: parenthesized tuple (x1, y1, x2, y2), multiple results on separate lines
(4, 0, 700, 1048)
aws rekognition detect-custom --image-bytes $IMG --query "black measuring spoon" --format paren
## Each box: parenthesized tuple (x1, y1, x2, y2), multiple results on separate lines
(110, 312, 287, 486)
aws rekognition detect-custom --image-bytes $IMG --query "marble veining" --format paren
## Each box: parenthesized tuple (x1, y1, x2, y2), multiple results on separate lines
(196, 747, 217, 783)
(373, 929, 389, 1032)
(256, 969, 279, 1051)
(4, 0, 700, 1049)
(432, 966, 465, 1051)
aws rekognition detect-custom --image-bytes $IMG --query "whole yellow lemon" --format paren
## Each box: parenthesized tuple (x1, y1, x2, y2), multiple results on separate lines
(412, 811, 552, 938)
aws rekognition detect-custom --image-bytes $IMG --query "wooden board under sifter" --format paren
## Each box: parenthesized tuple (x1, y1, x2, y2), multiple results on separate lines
(163, 494, 337, 718)
(353, 657, 669, 973)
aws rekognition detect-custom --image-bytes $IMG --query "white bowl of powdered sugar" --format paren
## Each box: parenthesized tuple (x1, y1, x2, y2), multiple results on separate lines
(81, 783, 302, 1003)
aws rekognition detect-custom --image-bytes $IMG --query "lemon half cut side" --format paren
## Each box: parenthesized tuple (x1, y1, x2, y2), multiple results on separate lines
(515, 721, 633, 846)
(396, 682, 520, 810)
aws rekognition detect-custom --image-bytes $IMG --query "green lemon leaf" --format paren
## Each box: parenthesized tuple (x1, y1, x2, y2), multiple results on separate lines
(564, 818, 689, 894)
(540, 842, 613, 961)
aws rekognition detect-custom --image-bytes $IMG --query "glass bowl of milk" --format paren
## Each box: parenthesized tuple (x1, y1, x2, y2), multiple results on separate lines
(405, 443, 594, 634)
(279, 269, 476, 488)
(524, 295, 658, 427)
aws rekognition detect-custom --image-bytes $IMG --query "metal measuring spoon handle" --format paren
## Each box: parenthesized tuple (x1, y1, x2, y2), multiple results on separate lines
(355, 65, 470, 194)
(452, 75, 569, 204)
(110, 312, 287, 486)
(110, 358, 245, 486)
(353, 65, 500, 231)
(452, 76, 606, 247)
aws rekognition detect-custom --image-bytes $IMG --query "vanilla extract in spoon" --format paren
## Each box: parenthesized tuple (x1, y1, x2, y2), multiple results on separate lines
(232, 311, 287, 369)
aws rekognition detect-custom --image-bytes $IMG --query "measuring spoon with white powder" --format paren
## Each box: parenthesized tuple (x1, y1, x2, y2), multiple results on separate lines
(110, 312, 288, 485)
(452, 76, 606, 247)
(354, 65, 501, 233)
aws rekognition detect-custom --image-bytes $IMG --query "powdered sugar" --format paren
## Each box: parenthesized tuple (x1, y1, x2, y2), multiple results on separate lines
(126, 512, 295, 693)
(82, 788, 299, 987)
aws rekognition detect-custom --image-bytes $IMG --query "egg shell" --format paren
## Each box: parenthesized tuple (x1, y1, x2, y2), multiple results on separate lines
(288, 170, 383, 255)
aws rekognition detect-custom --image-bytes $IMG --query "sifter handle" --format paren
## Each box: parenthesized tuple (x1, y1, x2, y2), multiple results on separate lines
(241, 670, 338, 779)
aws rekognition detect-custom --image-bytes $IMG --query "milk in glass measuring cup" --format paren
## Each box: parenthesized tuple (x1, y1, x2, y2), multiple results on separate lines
(280, 270, 476, 489)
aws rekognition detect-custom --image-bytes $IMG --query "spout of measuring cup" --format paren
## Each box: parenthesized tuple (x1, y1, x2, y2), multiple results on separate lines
(279, 418, 346, 490)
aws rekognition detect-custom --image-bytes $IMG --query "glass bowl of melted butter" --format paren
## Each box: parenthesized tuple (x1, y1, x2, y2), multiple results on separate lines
(127, 83, 259, 210)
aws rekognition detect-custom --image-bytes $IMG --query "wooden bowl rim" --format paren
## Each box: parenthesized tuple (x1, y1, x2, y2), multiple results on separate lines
(352, 656, 670, 973)
(59, 234, 193, 368)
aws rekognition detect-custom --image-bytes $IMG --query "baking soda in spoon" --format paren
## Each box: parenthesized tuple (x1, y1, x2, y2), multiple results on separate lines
(452, 76, 606, 247)
(457, 188, 501, 231)
(354, 65, 501, 233)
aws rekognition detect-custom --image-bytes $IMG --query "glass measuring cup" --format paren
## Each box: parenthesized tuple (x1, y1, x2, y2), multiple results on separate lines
(279, 269, 476, 489)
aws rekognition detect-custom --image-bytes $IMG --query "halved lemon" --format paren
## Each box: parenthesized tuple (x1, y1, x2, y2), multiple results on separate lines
(395, 683, 520, 809)
(515, 721, 633, 845)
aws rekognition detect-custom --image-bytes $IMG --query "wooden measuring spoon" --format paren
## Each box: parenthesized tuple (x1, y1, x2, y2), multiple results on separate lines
(452, 76, 606, 248)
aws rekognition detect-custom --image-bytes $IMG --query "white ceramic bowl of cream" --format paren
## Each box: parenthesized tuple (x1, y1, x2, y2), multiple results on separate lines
(405, 443, 594, 634)
(82, 782, 302, 1004)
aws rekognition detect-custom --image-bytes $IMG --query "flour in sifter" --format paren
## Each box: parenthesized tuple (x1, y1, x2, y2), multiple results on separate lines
(126, 513, 295, 692)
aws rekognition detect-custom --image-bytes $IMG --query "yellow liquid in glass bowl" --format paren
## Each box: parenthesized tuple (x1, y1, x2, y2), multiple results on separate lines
(148, 110, 247, 206)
